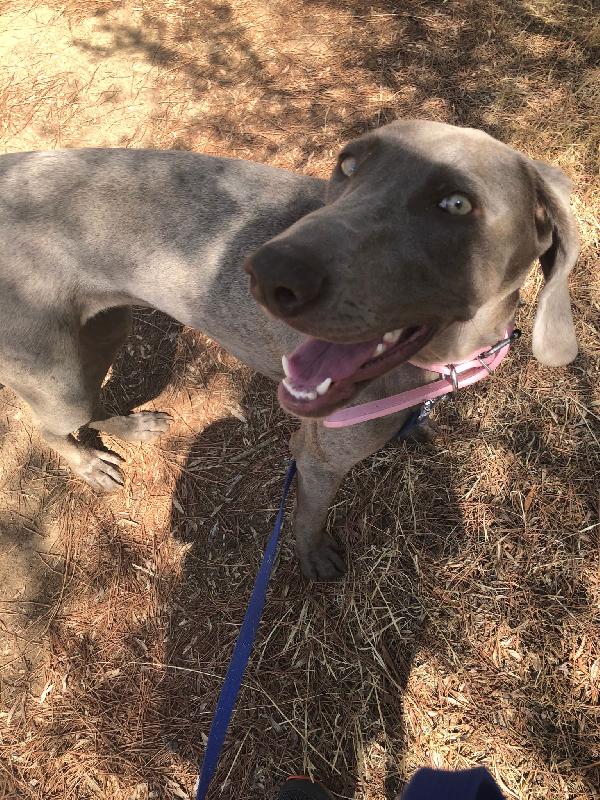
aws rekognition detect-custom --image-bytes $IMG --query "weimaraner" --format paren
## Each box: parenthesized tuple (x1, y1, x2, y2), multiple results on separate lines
(0, 120, 579, 579)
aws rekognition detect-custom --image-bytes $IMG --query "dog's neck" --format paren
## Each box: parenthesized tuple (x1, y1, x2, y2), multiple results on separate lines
(416, 291, 520, 366)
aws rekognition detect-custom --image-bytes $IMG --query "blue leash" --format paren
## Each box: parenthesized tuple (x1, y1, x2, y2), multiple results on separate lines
(195, 460, 297, 800)
(193, 402, 441, 798)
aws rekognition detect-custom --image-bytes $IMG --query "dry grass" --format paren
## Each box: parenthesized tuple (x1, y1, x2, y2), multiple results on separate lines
(0, 1, 599, 799)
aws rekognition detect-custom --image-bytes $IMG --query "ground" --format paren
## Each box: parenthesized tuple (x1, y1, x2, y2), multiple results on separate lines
(0, 1, 598, 799)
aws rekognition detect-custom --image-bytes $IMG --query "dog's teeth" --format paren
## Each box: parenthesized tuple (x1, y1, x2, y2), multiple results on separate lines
(316, 378, 332, 396)
(282, 355, 290, 377)
(283, 378, 318, 402)
(373, 342, 386, 357)
(383, 328, 403, 344)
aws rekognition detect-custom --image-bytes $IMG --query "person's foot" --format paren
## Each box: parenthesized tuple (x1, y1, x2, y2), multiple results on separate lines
(277, 776, 333, 799)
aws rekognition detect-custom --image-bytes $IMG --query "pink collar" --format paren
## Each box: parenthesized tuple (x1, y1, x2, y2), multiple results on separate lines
(323, 328, 520, 429)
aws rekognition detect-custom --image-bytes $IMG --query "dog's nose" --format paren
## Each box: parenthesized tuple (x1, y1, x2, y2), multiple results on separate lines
(245, 241, 327, 318)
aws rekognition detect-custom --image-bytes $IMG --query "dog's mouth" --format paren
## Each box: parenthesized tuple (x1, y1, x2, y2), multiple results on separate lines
(278, 325, 435, 417)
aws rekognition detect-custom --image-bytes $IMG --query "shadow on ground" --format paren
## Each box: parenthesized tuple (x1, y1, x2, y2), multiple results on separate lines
(70, 0, 597, 172)
(162, 372, 469, 798)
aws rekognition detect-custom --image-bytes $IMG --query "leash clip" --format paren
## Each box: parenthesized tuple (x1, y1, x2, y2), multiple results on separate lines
(479, 328, 521, 359)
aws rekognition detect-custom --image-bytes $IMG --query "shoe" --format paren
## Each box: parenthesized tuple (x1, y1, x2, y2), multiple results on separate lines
(277, 776, 334, 799)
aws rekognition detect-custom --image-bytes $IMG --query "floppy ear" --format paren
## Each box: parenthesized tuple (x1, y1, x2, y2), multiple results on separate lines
(529, 159, 579, 366)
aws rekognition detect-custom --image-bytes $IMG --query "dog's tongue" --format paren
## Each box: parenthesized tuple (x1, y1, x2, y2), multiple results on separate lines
(286, 336, 380, 389)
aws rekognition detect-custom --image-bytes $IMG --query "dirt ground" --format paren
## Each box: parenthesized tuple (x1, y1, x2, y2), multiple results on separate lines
(0, 1, 598, 799)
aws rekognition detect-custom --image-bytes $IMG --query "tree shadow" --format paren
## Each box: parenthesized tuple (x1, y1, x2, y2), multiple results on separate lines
(69, 0, 597, 172)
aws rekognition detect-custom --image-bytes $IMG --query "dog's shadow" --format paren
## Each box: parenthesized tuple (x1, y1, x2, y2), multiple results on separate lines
(159, 372, 470, 799)
(101, 307, 183, 415)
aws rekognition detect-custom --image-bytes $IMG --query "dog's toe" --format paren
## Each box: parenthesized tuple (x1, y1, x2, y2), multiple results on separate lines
(110, 411, 173, 442)
(299, 535, 346, 581)
(76, 448, 124, 492)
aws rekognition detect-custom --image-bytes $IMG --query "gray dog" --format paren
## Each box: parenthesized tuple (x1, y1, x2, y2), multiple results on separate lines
(0, 120, 578, 579)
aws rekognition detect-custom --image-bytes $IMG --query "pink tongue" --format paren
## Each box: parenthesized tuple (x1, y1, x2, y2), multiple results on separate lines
(286, 336, 380, 390)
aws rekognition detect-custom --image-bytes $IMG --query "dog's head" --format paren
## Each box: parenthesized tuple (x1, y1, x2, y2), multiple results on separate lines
(245, 120, 579, 417)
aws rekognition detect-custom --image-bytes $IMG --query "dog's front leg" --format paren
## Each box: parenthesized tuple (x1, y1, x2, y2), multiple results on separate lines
(290, 408, 409, 580)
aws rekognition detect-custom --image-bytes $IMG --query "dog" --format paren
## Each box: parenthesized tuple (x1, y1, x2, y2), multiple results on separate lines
(0, 120, 579, 579)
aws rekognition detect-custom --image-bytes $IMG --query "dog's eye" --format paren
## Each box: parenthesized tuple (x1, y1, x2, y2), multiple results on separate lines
(340, 155, 358, 177)
(438, 193, 473, 215)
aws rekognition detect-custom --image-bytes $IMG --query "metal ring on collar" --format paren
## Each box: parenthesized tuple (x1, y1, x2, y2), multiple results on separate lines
(449, 364, 459, 391)
(477, 356, 493, 375)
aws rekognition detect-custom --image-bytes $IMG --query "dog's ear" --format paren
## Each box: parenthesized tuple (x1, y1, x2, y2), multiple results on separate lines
(529, 159, 579, 366)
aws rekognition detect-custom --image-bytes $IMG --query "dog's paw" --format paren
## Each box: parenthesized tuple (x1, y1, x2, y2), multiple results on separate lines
(298, 534, 346, 581)
(75, 448, 124, 492)
(104, 412, 173, 443)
